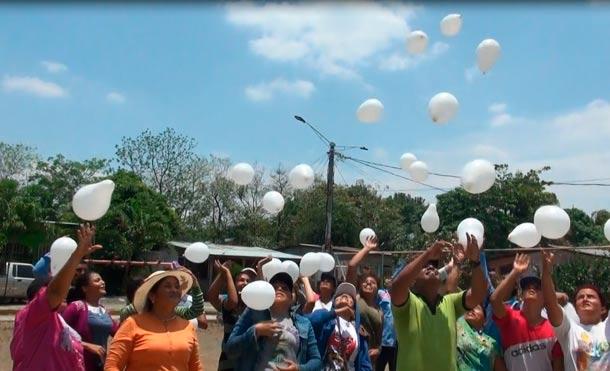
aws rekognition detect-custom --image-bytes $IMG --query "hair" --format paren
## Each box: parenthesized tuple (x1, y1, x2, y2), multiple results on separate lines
(574, 284, 606, 308)
(126, 276, 145, 304)
(318, 272, 337, 291)
(72, 270, 96, 302)
(357, 271, 380, 291)
(27, 277, 51, 301)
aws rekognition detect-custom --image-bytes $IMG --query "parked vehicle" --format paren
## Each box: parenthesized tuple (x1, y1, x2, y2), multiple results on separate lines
(0, 262, 35, 303)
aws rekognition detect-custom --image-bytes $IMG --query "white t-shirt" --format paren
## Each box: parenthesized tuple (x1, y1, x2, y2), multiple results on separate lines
(554, 307, 610, 371)
(324, 317, 359, 371)
(542, 302, 579, 324)
(87, 305, 106, 315)
(314, 299, 333, 312)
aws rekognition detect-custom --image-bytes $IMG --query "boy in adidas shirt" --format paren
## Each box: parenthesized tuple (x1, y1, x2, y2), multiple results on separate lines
(490, 254, 563, 371)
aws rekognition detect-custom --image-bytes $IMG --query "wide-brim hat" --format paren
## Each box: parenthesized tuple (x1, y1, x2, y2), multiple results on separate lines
(133, 270, 193, 313)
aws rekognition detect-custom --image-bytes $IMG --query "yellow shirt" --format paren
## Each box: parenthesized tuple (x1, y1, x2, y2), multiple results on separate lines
(105, 312, 203, 371)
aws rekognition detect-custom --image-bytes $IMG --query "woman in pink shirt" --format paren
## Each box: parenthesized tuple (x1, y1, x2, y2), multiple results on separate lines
(10, 224, 103, 371)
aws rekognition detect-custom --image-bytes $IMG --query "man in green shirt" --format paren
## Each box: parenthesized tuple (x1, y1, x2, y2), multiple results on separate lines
(391, 234, 487, 371)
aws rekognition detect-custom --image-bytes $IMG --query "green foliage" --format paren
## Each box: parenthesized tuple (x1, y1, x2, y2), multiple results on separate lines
(94, 170, 180, 259)
(565, 208, 605, 246)
(553, 257, 610, 298)
(436, 165, 558, 249)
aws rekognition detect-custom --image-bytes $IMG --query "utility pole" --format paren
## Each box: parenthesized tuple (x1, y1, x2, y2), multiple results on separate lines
(324, 142, 336, 252)
(293, 115, 366, 254)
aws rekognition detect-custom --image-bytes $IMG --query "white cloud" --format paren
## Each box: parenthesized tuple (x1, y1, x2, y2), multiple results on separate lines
(106, 92, 126, 104)
(490, 113, 514, 127)
(2, 75, 67, 98)
(226, 3, 415, 79)
(378, 42, 449, 72)
(245, 78, 315, 102)
(488, 102, 507, 114)
(41, 60, 68, 73)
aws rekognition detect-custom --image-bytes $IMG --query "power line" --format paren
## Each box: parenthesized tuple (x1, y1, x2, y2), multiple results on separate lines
(549, 182, 610, 187)
(342, 155, 448, 192)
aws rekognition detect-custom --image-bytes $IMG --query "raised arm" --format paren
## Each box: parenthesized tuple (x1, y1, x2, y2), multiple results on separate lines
(541, 251, 563, 327)
(346, 236, 378, 285)
(47, 224, 102, 310)
(206, 260, 235, 312)
(390, 240, 448, 307)
(463, 234, 488, 310)
(300, 276, 317, 314)
(490, 253, 530, 319)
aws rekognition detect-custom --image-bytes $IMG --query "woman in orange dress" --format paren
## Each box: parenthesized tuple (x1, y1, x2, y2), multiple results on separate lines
(104, 270, 203, 371)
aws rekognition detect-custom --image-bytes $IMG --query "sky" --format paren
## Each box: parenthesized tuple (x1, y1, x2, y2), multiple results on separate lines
(1, 2, 610, 212)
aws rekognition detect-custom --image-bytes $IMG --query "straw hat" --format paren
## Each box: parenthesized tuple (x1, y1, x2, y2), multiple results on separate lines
(133, 270, 193, 313)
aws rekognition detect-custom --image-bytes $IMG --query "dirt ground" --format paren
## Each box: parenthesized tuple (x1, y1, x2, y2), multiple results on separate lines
(0, 318, 224, 370)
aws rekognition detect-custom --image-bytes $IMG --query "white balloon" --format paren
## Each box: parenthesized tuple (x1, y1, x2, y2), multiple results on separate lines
(508, 223, 542, 248)
(359, 228, 376, 246)
(262, 258, 283, 280)
(407, 30, 428, 54)
(184, 242, 210, 264)
(318, 253, 336, 272)
(50, 236, 78, 276)
(604, 219, 610, 242)
(357, 99, 384, 123)
(72, 180, 115, 221)
(400, 153, 417, 171)
(457, 218, 485, 248)
(477, 39, 501, 73)
(534, 205, 571, 239)
(241, 280, 276, 310)
(299, 252, 321, 277)
(409, 161, 429, 182)
(461, 159, 496, 194)
(229, 163, 255, 186)
(281, 260, 300, 283)
(262, 191, 285, 214)
(428, 92, 459, 124)
(289, 164, 315, 190)
(440, 14, 462, 37)
(421, 204, 440, 233)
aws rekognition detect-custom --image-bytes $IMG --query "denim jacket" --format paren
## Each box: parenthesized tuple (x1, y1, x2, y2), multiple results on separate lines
(225, 307, 321, 371)
(306, 304, 373, 371)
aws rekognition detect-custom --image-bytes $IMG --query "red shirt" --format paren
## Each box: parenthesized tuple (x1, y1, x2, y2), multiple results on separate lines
(494, 306, 562, 371)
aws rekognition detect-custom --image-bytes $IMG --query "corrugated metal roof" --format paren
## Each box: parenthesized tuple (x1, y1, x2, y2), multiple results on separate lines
(168, 241, 302, 260)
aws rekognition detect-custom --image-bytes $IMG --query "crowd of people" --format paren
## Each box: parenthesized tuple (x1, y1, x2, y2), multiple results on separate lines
(9, 224, 610, 371)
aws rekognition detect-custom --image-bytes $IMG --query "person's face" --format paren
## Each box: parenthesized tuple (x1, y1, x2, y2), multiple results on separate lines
(360, 276, 378, 296)
(149, 277, 182, 308)
(319, 279, 336, 297)
(521, 282, 544, 309)
(272, 281, 292, 308)
(83, 273, 106, 299)
(334, 293, 354, 310)
(464, 305, 485, 329)
(575, 288, 603, 324)
(235, 273, 252, 292)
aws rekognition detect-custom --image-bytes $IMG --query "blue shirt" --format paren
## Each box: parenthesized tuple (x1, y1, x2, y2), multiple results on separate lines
(378, 289, 397, 347)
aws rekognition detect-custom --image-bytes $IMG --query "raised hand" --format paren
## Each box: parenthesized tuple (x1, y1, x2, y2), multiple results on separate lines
(452, 241, 466, 265)
(256, 256, 273, 279)
(512, 253, 531, 274)
(335, 306, 355, 321)
(464, 233, 481, 263)
(364, 235, 379, 251)
(542, 251, 555, 272)
(75, 223, 102, 258)
(176, 266, 200, 288)
(428, 240, 452, 260)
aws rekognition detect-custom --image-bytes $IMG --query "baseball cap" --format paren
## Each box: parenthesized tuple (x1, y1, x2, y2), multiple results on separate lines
(269, 272, 294, 292)
(519, 270, 541, 290)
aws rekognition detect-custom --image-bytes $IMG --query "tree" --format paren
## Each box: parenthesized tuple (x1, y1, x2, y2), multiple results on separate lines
(0, 142, 38, 182)
(436, 165, 558, 249)
(0, 179, 45, 256)
(94, 170, 180, 260)
(25, 154, 111, 222)
(553, 257, 610, 299)
(592, 209, 610, 226)
(565, 208, 605, 246)
(115, 128, 197, 215)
